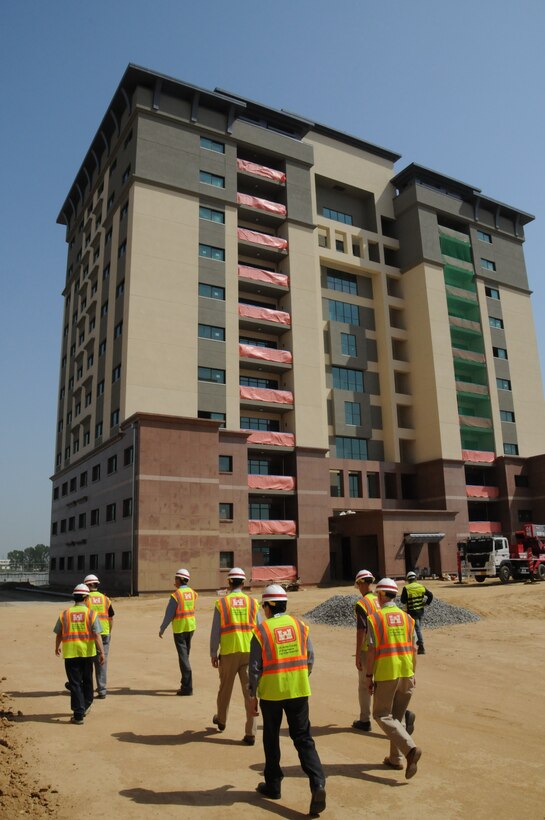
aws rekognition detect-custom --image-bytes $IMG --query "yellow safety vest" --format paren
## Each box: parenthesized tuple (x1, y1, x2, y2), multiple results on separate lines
(217, 592, 259, 655)
(171, 586, 197, 633)
(367, 605, 415, 682)
(354, 592, 380, 650)
(254, 614, 311, 701)
(60, 605, 98, 659)
(405, 582, 427, 614)
(87, 591, 112, 636)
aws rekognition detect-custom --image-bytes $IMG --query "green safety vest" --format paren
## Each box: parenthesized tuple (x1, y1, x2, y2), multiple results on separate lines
(254, 614, 311, 701)
(171, 586, 197, 633)
(354, 593, 380, 651)
(217, 591, 259, 655)
(367, 605, 415, 682)
(405, 582, 427, 614)
(87, 591, 112, 636)
(60, 604, 98, 659)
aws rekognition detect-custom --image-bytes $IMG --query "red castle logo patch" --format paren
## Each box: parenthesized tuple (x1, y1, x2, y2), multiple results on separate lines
(71, 612, 85, 623)
(231, 597, 245, 608)
(274, 626, 295, 644)
(386, 612, 403, 627)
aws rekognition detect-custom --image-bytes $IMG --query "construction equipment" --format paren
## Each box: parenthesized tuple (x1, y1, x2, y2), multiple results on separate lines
(458, 523, 545, 583)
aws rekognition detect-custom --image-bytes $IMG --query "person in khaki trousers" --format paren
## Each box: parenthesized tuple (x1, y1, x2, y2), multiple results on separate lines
(210, 567, 259, 744)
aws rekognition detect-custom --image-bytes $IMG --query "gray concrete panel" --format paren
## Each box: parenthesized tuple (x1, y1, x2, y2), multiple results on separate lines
(368, 440, 385, 460)
(365, 371, 380, 395)
(331, 390, 372, 438)
(198, 338, 227, 370)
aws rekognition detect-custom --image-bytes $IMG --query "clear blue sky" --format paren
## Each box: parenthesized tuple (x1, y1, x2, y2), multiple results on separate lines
(1, 0, 544, 556)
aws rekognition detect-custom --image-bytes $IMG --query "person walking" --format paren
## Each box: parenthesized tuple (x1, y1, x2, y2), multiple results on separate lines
(366, 577, 422, 779)
(159, 568, 197, 695)
(249, 584, 326, 817)
(210, 567, 259, 744)
(83, 573, 114, 699)
(54, 583, 104, 725)
(352, 569, 379, 731)
(400, 571, 433, 654)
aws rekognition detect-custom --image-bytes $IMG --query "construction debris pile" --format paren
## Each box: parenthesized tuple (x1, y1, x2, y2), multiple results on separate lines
(304, 595, 480, 629)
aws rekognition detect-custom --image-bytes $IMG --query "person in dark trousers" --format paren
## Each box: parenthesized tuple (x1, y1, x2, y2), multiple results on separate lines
(400, 571, 433, 654)
(54, 583, 104, 724)
(83, 573, 115, 698)
(249, 584, 326, 817)
(159, 568, 197, 695)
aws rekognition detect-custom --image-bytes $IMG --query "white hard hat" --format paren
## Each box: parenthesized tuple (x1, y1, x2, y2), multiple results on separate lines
(83, 574, 100, 585)
(355, 569, 375, 584)
(73, 583, 90, 596)
(406, 571, 417, 581)
(262, 584, 288, 603)
(228, 567, 246, 580)
(375, 577, 399, 594)
(175, 568, 190, 580)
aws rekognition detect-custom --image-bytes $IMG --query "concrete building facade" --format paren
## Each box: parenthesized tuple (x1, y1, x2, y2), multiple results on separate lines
(49, 65, 545, 593)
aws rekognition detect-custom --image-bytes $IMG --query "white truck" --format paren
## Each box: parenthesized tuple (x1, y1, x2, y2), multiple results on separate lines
(458, 525, 545, 583)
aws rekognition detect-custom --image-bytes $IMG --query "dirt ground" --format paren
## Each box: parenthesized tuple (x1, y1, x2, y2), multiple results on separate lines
(1, 579, 544, 820)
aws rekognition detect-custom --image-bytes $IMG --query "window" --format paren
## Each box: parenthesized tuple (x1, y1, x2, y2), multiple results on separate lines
(99, 340, 106, 356)
(73, 439, 80, 454)
(90, 509, 100, 526)
(199, 243, 225, 261)
(326, 269, 358, 295)
(67, 556, 74, 571)
(92, 464, 101, 481)
(123, 498, 133, 518)
(61, 356, 67, 368)
(80, 471, 88, 488)
(76, 366, 83, 380)
(78, 513, 87, 529)
(122, 165, 131, 183)
(220, 551, 234, 569)
(318, 232, 328, 248)
(50, 558, 56, 571)
(107, 193, 115, 209)
(239, 336, 277, 349)
(332, 366, 364, 392)
(53, 487, 59, 500)
(199, 170, 225, 188)
(89, 554, 98, 570)
(198, 324, 225, 341)
(198, 366, 225, 383)
(328, 299, 360, 325)
(198, 411, 227, 425)
(101, 301, 108, 317)
(504, 443, 519, 455)
(58, 420, 64, 433)
(122, 551, 132, 570)
(322, 207, 353, 225)
(112, 365, 121, 382)
(116, 280, 125, 298)
(95, 421, 103, 438)
(118, 241, 126, 259)
(384, 472, 398, 499)
(111, 409, 120, 426)
(481, 258, 496, 271)
(219, 455, 233, 473)
(67, 412, 72, 425)
(120, 201, 128, 220)
(344, 401, 362, 425)
(219, 503, 233, 520)
(200, 136, 225, 153)
(59, 557, 65, 571)
(77, 555, 85, 571)
(107, 455, 118, 474)
(518, 509, 532, 523)
(89, 317, 96, 332)
(341, 333, 357, 357)
(248, 458, 272, 475)
(56, 452, 62, 466)
(114, 321, 123, 338)
(83, 431, 90, 446)
(240, 375, 278, 389)
(199, 282, 225, 300)
(477, 229, 492, 243)
(329, 470, 343, 497)
(515, 474, 529, 488)
(199, 206, 225, 223)
(75, 402, 81, 417)
(105, 552, 116, 570)
(51, 522, 58, 536)
(489, 316, 504, 329)
(485, 286, 500, 299)
(493, 347, 508, 360)
(105, 228, 112, 244)
(97, 380, 105, 396)
(352, 242, 361, 257)
(64, 446, 71, 460)
(124, 130, 133, 149)
(500, 410, 515, 422)
(124, 446, 134, 466)
(60, 519, 67, 533)
(87, 354, 94, 368)
(335, 239, 345, 252)
(103, 264, 110, 280)
(348, 471, 362, 498)
(69, 477, 77, 492)
(106, 503, 116, 522)
(336, 437, 368, 459)
(497, 377, 511, 390)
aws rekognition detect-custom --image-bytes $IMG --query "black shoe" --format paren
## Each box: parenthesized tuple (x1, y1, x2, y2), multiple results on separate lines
(97, 693, 106, 700)
(256, 782, 281, 799)
(352, 719, 371, 731)
(64, 682, 71, 692)
(177, 689, 193, 696)
(417, 646, 426, 655)
(212, 715, 226, 732)
(70, 716, 84, 725)
(405, 710, 416, 736)
(242, 734, 255, 745)
(309, 784, 326, 816)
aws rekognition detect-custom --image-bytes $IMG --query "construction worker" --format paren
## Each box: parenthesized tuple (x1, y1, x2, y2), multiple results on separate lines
(83, 573, 114, 699)
(352, 568, 379, 731)
(209, 567, 259, 744)
(54, 583, 104, 724)
(159, 568, 197, 695)
(366, 578, 421, 779)
(249, 584, 326, 817)
(400, 571, 433, 654)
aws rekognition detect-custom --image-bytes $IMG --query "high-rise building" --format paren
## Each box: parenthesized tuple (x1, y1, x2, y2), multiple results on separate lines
(49, 65, 545, 593)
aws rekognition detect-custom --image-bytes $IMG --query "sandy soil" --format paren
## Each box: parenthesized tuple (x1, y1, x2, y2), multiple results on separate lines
(1, 579, 543, 820)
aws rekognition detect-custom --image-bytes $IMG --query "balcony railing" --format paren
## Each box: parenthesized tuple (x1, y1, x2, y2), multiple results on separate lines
(238, 264, 289, 289)
(468, 521, 502, 534)
(238, 303, 291, 326)
(248, 475, 296, 491)
(248, 520, 296, 536)
(459, 415, 493, 430)
(466, 485, 500, 499)
(237, 227, 288, 251)
(239, 343, 292, 365)
(237, 158, 286, 184)
(244, 431, 295, 447)
(239, 385, 294, 405)
(237, 192, 286, 217)
(462, 450, 495, 463)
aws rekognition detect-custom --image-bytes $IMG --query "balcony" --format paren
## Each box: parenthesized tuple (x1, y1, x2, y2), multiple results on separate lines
(237, 227, 288, 263)
(239, 343, 292, 372)
(452, 348, 486, 365)
(238, 303, 291, 335)
(237, 193, 287, 228)
(462, 450, 495, 463)
(237, 158, 286, 189)
(245, 430, 295, 449)
(456, 381, 489, 397)
(466, 485, 500, 499)
(249, 520, 296, 537)
(240, 385, 294, 412)
(248, 475, 296, 492)
(468, 521, 502, 535)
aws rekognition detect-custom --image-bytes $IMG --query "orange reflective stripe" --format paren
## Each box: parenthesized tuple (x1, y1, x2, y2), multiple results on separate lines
(369, 609, 413, 655)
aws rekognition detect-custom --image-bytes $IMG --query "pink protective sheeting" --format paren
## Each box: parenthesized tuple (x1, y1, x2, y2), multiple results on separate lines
(237, 158, 286, 184)
(245, 431, 296, 447)
(238, 265, 289, 288)
(239, 343, 292, 364)
(468, 521, 502, 534)
(240, 385, 294, 404)
(453, 348, 486, 363)
(237, 192, 287, 216)
(251, 565, 297, 582)
(466, 485, 500, 499)
(462, 450, 496, 463)
(238, 303, 291, 325)
(248, 520, 297, 536)
(237, 228, 288, 250)
(248, 475, 295, 491)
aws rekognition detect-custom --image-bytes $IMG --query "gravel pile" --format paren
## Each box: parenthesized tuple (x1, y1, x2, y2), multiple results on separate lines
(304, 594, 480, 630)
